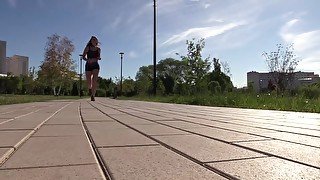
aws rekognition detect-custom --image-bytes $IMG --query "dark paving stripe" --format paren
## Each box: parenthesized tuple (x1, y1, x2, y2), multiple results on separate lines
(97, 144, 160, 149)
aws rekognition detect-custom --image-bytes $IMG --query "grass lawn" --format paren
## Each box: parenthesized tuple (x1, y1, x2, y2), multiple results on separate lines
(119, 93, 320, 113)
(0, 94, 83, 105)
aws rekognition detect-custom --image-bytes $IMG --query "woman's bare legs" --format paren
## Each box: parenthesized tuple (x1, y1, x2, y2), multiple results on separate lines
(91, 69, 99, 98)
(86, 71, 93, 95)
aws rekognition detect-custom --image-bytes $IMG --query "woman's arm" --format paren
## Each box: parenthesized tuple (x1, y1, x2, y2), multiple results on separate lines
(82, 46, 89, 60)
(98, 48, 101, 60)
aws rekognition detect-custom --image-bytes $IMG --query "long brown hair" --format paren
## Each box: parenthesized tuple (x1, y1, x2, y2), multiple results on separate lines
(86, 36, 98, 48)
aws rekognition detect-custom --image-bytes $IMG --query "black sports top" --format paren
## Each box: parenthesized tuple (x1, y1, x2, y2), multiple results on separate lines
(87, 46, 100, 59)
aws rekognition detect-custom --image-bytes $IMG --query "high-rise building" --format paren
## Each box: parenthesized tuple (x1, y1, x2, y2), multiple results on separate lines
(0, 40, 6, 74)
(6, 55, 29, 76)
(0, 40, 29, 76)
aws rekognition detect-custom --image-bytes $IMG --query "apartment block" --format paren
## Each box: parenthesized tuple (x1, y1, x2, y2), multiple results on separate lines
(247, 71, 320, 92)
(0, 40, 6, 74)
(6, 55, 29, 76)
(0, 40, 29, 76)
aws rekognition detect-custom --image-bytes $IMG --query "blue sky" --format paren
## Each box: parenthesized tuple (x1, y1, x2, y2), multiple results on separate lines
(1, 0, 319, 87)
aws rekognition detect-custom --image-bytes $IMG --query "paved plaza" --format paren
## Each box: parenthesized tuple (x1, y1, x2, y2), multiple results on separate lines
(0, 98, 319, 179)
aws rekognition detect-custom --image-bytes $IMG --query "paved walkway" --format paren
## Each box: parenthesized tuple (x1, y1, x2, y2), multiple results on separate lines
(0, 98, 319, 179)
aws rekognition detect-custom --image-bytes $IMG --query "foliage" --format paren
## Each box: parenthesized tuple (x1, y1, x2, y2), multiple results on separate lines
(178, 38, 211, 92)
(299, 82, 320, 99)
(207, 58, 233, 93)
(262, 44, 300, 91)
(135, 65, 153, 94)
(157, 58, 184, 94)
(122, 77, 137, 97)
(0, 75, 19, 94)
(37, 34, 76, 96)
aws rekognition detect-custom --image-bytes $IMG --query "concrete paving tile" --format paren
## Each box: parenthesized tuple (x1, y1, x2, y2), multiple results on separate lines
(208, 157, 320, 180)
(116, 108, 141, 113)
(236, 140, 320, 168)
(109, 114, 157, 125)
(1, 136, 96, 169)
(155, 135, 263, 162)
(0, 164, 103, 180)
(87, 124, 156, 147)
(45, 104, 81, 125)
(82, 118, 115, 122)
(0, 118, 13, 124)
(35, 103, 70, 114)
(46, 113, 81, 125)
(130, 124, 191, 136)
(0, 148, 14, 163)
(86, 121, 128, 130)
(0, 106, 38, 114)
(198, 121, 277, 134)
(189, 127, 271, 142)
(160, 121, 210, 129)
(259, 125, 320, 137)
(222, 118, 320, 131)
(89, 103, 124, 115)
(0, 104, 69, 130)
(0, 118, 46, 130)
(33, 125, 85, 137)
(81, 110, 108, 120)
(0, 106, 39, 119)
(0, 131, 31, 147)
(258, 132, 320, 148)
(0, 115, 23, 119)
(99, 146, 226, 180)
(127, 112, 174, 121)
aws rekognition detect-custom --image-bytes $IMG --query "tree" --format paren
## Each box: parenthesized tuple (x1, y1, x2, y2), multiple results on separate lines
(262, 43, 300, 91)
(157, 58, 184, 94)
(221, 61, 232, 77)
(122, 77, 137, 96)
(208, 58, 233, 93)
(37, 34, 76, 96)
(178, 38, 211, 94)
(135, 65, 153, 94)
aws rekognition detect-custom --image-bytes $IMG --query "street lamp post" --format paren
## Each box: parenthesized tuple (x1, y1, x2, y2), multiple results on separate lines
(153, 0, 157, 95)
(79, 54, 83, 97)
(119, 52, 124, 95)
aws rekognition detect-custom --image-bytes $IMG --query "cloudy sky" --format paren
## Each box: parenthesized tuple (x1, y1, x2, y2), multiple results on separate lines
(1, 0, 319, 87)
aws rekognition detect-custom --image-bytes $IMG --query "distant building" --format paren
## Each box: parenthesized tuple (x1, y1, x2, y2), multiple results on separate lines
(0, 40, 29, 76)
(247, 71, 320, 92)
(5, 55, 29, 76)
(0, 40, 6, 74)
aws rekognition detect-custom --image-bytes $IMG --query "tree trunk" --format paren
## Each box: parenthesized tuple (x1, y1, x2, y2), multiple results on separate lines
(53, 86, 57, 96)
(57, 85, 61, 96)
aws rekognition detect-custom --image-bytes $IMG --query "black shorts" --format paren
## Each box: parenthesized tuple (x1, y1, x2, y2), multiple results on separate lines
(85, 62, 100, 71)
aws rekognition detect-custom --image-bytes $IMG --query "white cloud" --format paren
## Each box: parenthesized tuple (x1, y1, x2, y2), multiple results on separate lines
(161, 22, 244, 46)
(111, 16, 122, 29)
(127, 2, 152, 24)
(280, 19, 320, 73)
(7, 0, 16, 7)
(204, 3, 211, 9)
(162, 49, 179, 57)
(128, 51, 138, 58)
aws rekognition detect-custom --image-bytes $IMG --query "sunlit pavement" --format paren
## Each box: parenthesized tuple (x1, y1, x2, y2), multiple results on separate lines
(0, 98, 319, 179)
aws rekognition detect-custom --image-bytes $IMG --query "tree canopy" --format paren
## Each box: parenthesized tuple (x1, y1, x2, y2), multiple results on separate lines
(37, 34, 76, 95)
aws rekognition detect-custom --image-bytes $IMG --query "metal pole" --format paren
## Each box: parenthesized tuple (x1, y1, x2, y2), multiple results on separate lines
(119, 52, 124, 96)
(79, 54, 83, 97)
(153, 0, 157, 95)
